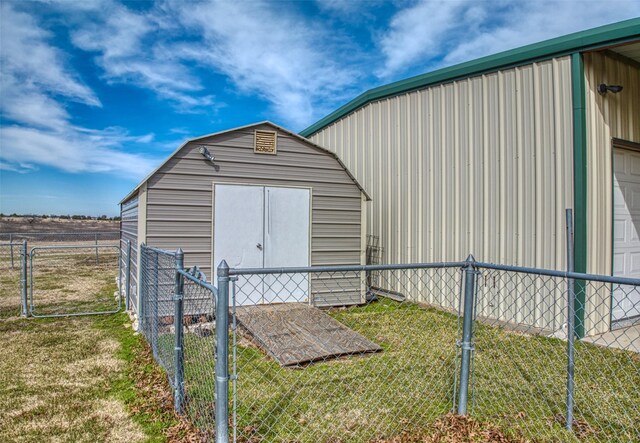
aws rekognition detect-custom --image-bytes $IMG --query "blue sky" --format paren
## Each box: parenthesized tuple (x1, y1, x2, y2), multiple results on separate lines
(1, 0, 639, 216)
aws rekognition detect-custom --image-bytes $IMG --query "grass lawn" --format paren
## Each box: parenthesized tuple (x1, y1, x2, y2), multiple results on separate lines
(0, 260, 186, 442)
(1, 244, 638, 442)
(176, 299, 640, 442)
(0, 245, 120, 319)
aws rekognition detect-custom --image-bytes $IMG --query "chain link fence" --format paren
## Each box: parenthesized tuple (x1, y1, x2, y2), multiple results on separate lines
(137, 253, 639, 442)
(140, 245, 179, 378)
(0, 231, 124, 318)
(470, 264, 640, 442)
(0, 231, 119, 245)
(230, 264, 463, 442)
(139, 244, 219, 439)
(28, 244, 121, 317)
(0, 241, 27, 318)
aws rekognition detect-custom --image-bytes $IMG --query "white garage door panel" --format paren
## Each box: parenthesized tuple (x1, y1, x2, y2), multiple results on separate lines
(631, 253, 640, 274)
(613, 219, 626, 242)
(612, 148, 640, 323)
(263, 187, 310, 303)
(631, 155, 640, 176)
(613, 253, 625, 275)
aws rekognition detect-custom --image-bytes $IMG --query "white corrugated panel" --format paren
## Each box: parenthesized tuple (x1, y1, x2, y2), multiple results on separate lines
(312, 57, 574, 268)
(311, 57, 575, 331)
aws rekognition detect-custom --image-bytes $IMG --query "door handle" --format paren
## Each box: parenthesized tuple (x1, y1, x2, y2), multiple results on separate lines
(256, 243, 263, 251)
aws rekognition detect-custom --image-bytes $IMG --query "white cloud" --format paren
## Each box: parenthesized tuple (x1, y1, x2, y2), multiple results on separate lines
(1, 126, 156, 176)
(171, 0, 362, 129)
(316, 0, 383, 16)
(68, 2, 218, 112)
(0, 2, 157, 177)
(0, 2, 100, 110)
(27, 0, 363, 129)
(377, 0, 640, 78)
(376, 0, 472, 78)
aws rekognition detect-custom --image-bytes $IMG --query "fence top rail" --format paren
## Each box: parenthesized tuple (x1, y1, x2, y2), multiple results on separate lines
(475, 260, 640, 286)
(228, 258, 640, 287)
(177, 268, 219, 297)
(141, 244, 178, 257)
(228, 261, 467, 276)
(30, 244, 120, 253)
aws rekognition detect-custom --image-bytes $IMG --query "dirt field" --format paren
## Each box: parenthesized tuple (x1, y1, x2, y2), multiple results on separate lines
(0, 216, 118, 234)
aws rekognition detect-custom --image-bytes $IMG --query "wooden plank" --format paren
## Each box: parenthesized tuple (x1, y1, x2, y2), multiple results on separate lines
(235, 303, 382, 366)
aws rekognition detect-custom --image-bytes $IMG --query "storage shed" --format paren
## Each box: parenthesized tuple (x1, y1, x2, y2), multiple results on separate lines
(300, 19, 640, 337)
(120, 122, 370, 314)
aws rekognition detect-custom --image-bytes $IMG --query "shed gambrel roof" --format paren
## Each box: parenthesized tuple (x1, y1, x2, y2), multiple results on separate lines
(120, 121, 370, 204)
(300, 17, 640, 138)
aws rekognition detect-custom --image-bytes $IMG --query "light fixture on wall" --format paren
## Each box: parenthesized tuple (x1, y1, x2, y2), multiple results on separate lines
(199, 146, 215, 162)
(598, 83, 624, 95)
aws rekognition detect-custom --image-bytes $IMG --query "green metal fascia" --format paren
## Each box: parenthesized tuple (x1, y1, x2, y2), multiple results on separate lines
(300, 18, 640, 137)
(571, 52, 587, 339)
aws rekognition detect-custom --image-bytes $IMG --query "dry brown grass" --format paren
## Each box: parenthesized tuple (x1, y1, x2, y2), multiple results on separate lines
(0, 216, 118, 233)
(28, 252, 119, 316)
(0, 317, 145, 443)
(0, 248, 120, 319)
(370, 414, 527, 443)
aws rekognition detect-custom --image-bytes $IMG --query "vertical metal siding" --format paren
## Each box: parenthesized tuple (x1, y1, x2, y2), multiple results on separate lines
(584, 51, 640, 334)
(120, 196, 138, 312)
(311, 57, 575, 331)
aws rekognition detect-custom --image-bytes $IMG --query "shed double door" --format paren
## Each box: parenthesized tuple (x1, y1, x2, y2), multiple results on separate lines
(213, 184, 310, 306)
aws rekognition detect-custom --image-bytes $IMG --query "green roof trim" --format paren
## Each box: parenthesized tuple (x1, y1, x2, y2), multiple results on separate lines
(300, 18, 640, 138)
(571, 52, 587, 339)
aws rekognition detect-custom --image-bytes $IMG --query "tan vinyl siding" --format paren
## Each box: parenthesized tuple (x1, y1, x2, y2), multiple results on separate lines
(144, 123, 364, 306)
(120, 195, 139, 311)
(311, 57, 574, 331)
(584, 51, 640, 334)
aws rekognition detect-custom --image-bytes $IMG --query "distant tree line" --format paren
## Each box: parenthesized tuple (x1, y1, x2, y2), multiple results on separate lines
(0, 213, 121, 221)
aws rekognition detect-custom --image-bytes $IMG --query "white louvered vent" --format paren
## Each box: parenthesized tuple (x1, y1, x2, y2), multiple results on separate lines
(254, 130, 277, 155)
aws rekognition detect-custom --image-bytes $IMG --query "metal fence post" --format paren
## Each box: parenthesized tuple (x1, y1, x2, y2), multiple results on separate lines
(125, 240, 132, 311)
(10, 233, 14, 269)
(565, 209, 576, 432)
(216, 260, 230, 443)
(20, 240, 28, 317)
(174, 249, 185, 414)
(118, 241, 123, 303)
(152, 251, 159, 358)
(95, 233, 99, 265)
(457, 255, 477, 415)
(138, 244, 145, 333)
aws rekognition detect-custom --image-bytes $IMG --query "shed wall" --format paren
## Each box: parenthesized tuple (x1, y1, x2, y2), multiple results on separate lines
(584, 50, 640, 334)
(145, 123, 364, 306)
(120, 195, 139, 311)
(310, 57, 575, 330)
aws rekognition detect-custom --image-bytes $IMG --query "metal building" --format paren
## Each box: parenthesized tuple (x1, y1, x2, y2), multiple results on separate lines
(120, 122, 370, 314)
(301, 19, 640, 336)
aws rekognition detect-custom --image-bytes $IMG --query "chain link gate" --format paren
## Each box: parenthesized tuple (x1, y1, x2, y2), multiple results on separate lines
(29, 244, 122, 317)
(0, 240, 27, 318)
(228, 262, 464, 442)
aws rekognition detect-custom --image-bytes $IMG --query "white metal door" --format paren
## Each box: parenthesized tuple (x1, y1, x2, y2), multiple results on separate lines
(263, 187, 310, 303)
(612, 148, 640, 323)
(213, 184, 264, 306)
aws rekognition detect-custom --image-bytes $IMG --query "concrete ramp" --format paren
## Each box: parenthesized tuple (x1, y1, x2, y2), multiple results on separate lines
(235, 303, 382, 366)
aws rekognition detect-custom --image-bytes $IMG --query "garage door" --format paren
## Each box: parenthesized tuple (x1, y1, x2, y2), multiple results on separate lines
(612, 147, 640, 324)
(213, 184, 310, 306)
